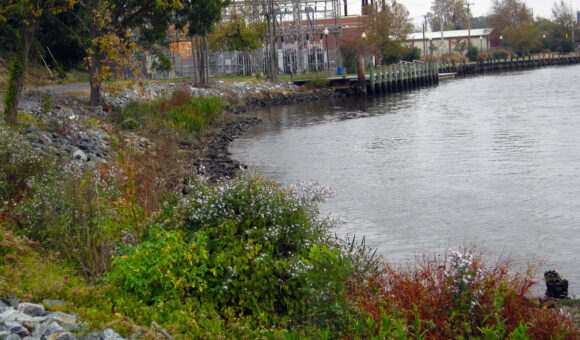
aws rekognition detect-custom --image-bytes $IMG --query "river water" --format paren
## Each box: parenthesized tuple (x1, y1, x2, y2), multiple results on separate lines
(230, 65, 580, 294)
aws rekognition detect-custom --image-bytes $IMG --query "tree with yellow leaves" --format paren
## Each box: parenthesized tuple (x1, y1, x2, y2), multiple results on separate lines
(361, 0, 414, 65)
(1, 0, 75, 124)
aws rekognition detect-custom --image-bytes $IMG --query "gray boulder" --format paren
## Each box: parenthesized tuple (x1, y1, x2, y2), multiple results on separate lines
(18, 302, 45, 317)
(40, 134, 53, 146)
(33, 320, 64, 339)
(101, 328, 125, 340)
(3, 321, 29, 337)
(48, 312, 77, 332)
(0, 310, 38, 323)
(72, 149, 88, 161)
(3, 298, 19, 308)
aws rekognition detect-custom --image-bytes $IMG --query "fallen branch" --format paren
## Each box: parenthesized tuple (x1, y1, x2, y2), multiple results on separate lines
(151, 321, 174, 340)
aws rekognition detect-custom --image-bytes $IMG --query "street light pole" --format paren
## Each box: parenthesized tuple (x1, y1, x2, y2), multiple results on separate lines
(324, 28, 330, 71)
(480, 35, 483, 52)
(358, 32, 367, 94)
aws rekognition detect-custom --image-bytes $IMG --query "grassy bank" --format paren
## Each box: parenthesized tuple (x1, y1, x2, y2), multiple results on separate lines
(2, 89, 580, 338)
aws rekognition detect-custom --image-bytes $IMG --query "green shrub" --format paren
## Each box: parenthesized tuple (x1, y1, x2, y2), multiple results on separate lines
(119, 117, 139, 130)
(167, 97, 225, 132)
(108, 100, 154, 128)
(40, 92, 54, 117)
(109, 229, 210, 304)
(109, 175, 356, 329)
(109, 94, 225, 133)
(466, 44, 479, 62)
(402, 47, 421, 62)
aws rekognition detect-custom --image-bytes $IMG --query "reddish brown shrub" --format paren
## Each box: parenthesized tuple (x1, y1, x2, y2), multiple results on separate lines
(345, 250, 580, 339)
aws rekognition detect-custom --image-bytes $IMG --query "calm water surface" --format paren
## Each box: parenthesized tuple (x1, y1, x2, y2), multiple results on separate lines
(230, 65, 580, 293)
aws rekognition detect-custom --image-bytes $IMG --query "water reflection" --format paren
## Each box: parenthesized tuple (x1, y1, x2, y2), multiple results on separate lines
(231, 65, 580, 294)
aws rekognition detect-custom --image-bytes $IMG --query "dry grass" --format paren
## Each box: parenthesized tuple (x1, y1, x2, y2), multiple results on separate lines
(63, 88, 91, 99)
(441, 53, 468, 63)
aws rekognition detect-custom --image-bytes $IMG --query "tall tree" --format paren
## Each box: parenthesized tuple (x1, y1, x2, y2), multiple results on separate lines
(175, 0, 230, 84)
(1, 0, 75, 125)
(487, 0, 538, 55)
(208, 11, 266, 76)
(504, 21, 540, 55)
(80, 0, 184, 106)
(428, 0, 468, 31)
(551, 0, 575, 39)
(487, 0, 532, 32)
(361, 0, 413, 64)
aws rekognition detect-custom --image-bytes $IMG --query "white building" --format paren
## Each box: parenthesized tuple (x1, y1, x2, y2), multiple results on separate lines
(407, 28, 494, 58)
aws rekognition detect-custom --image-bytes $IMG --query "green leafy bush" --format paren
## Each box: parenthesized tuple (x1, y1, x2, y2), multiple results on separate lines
(108, 100, 154, 129)
(109, 229, 210, 304)
(466, 44, 479, 62)
(119, 117, 139, 130)
(109, 93, 225, 133)
(402, 47, 421, 62)
(109, 175, 356, 329)
(167, 97, 225, 132)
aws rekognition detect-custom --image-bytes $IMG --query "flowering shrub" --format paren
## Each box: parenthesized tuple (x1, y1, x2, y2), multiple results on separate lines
(0, 125, 50, 203)
(109, 175, 358, 328)
(446, 250, 482, 317)
(15, 162, 146, 278)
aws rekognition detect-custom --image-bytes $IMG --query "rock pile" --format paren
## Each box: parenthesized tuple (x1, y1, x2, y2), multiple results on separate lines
(22, 126, 112, 168)
(193, 117, 262, 182)
(0, 299, 126, 340)
(102, 81, 301, 108)
(544, 270, 569, 299)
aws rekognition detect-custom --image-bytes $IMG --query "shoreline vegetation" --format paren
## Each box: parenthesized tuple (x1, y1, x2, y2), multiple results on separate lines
(2, 75, 580, 338)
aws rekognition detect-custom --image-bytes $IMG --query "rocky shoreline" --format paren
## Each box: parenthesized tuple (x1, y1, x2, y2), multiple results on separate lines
(0, 299, 126, 340)
(199, 87, 346, 181)
(11, 81, 347, 181)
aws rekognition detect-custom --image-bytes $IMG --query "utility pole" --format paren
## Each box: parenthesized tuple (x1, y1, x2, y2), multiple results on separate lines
(571, 0, 575, 50)
(465, 2, 474, 47)
(423, 15, 427, 57)
(440, 12, 444, 57)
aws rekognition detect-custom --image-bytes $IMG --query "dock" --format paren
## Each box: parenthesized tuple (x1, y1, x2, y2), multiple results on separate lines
(292, 52, 580, 95)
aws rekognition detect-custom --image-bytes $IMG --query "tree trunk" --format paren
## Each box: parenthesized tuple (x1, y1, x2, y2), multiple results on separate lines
(88, 0, 101, 106)
(204, 36, 209, 82)
(194, 36, 205, 84)
(4, 24, 35, 125)
(89, 62, 101, 107)
(191, 37, 198, 84)
(247, 51, 259, 77)
(268, 0, 277, 82)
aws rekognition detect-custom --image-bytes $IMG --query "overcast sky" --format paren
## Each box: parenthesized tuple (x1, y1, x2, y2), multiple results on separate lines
(345, 0, 580, 30)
